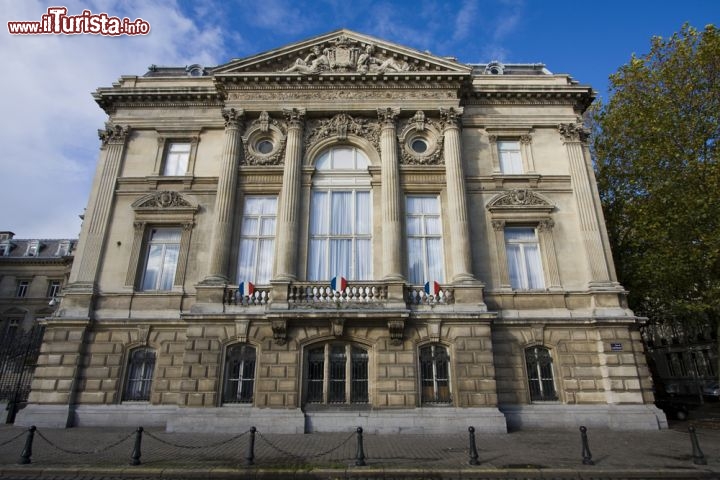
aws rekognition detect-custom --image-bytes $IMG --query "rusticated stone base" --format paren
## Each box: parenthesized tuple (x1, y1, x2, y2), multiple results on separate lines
(499, 404, 668, 431)
(166, 407, 306, 433)
(305, 407, 507, 434)
(14, 404, 71, 428)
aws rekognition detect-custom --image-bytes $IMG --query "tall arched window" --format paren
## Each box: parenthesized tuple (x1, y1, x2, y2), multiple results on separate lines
(419, 344, 452, 404)
(305, 343, 369, 405)
(123, 347, 156, 402)
(525, 346, 557, 401)
(308, 147, 372, 281)
(222, 344, 256, 404)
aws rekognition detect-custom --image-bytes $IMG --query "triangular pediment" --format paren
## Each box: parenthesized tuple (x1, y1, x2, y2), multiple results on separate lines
(213, 29, 472, 76)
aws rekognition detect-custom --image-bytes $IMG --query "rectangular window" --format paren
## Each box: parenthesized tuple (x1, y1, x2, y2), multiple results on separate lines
(140, 228, 181, 291)
(47, 280, 61, 298)
(16, 280, 29, 298)
(406, 196, 444, 285)
(505, 227, 545, 290)
(308, 190, 371, 281)
(0, 243, 10, 256)
(498, 141, 523, 174)
(26, 241, 40, 257)
(162, 142, 191, 176)
(123, 348, 156, 402)
(237, 197, 277, 285)
(56, 241, 71, 256)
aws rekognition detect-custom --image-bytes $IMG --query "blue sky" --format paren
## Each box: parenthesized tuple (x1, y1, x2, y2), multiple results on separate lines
(0, 0, 717, 238)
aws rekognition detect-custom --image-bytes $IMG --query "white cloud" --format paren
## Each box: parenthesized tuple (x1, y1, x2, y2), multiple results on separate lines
(0, 0, 228, 238)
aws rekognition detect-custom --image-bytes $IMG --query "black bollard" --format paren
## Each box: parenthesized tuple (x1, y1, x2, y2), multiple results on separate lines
(18, 426, 36, 465)
(689, 426, 707, 465)
(468, 426, 480, 465)
(245, 426, 256, 466)
(355, 427, 366, 466)
(130, 426, 143, 466)
(580, 426, 594, 465)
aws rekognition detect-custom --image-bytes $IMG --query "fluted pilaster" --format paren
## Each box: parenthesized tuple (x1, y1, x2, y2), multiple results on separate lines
(378, 107, 404, 280)
(441, 108, 475, 283)
(274, 108, 306, 281)
(559, 122, 612, 285)
(70, 124, 130, 287)
(204, 108, 244, 283)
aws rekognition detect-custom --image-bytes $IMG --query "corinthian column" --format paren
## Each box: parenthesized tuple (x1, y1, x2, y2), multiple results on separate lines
(378, 107, 404, 280)
(274, 108, 306, 280)
(69, 124, 130, 288)
(440, 107, 475, 283)
(558, 122, 613, 287)
(204, 108, 244, 283)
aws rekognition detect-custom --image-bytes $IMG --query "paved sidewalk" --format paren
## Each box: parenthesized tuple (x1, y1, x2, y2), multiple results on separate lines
(1, 420, 719, 479)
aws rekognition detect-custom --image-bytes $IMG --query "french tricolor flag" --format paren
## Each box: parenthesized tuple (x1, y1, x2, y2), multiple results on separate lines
(238, 281, 255, 296)
(330, 276, 348, 292)
(424, 281, 441, 296)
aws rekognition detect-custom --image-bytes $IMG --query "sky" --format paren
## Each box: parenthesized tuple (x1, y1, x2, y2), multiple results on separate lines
(0, 0, 717, 239)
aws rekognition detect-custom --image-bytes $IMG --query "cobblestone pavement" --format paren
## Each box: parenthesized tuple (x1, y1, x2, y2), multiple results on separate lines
(1, 411, 720, 479)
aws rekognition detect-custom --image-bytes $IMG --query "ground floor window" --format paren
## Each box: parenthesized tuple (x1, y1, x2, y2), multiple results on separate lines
(525, 346, 557, 401)
(419, 344, 452, 404)
(305, 343, 368, 405)
(123, 348, 155, 401)
(223, 344, 256, 404)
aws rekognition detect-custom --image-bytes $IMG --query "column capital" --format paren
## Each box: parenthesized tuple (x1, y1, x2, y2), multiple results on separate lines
(440, 107, 464, 130)
(222, 108, 245, 130)
(491, 219, 506, 231)
(537, 218, 555, 232)
(558, 122, 589, 143)
(98, 123, 130, 147)
(377, 107, 400, 127)
(282, 107, 306, 128)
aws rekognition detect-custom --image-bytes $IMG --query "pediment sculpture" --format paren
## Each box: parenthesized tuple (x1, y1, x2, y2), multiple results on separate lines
(283, 35, 415, 75)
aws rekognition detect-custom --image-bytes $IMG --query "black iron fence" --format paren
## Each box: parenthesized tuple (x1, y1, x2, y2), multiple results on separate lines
(0, 325, 44, 423)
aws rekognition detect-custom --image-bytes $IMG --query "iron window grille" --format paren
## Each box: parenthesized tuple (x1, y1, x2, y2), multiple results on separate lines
(222, 344, 256, 404)
(123, 348, 156, 402)
(420, 344, 452, 404)
(306, 343, 369, 405)
(525, 346, 558, 401)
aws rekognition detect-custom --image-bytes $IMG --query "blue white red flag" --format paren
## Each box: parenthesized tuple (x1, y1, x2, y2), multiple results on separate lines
(330, 276, 348, 292)
(239, 281, 255, 296)
(424, 281, 441, 296)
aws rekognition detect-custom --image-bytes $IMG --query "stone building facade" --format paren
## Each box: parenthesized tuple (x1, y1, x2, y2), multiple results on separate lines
(16, 30, 666, 433)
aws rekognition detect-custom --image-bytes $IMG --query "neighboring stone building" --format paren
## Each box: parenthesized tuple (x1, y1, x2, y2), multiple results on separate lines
(16, 30, 666, 433)
(0, 231, 75, 422)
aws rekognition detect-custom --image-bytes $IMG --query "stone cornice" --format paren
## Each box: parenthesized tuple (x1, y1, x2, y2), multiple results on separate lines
(462, 85, 594, 111)
(93, 86, 224, 114)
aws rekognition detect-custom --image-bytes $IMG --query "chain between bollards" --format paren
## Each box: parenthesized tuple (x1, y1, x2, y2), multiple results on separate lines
(355, 426, 366, 466)
(468, 426, 479, 465)
(245, 426, 256, 465)
(18, 425, 36, 465)
(579, 426, 594, 465)
(689, 425, 707, 465)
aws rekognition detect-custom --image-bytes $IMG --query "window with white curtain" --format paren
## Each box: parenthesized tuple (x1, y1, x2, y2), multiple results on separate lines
(406, 196, 444, 285)
(308, 147, 372, 281)
(237, 197, 277, 285)
(505, 227, 544, 290)
(140, 228, 181, 291)
(162, 142, 191, 176)
(498, 141, 523, 174)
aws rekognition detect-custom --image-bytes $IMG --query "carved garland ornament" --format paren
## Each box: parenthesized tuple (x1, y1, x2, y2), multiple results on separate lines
(241, 111, 287, 166)
(133, 191, 196, 209)
(304, 113, 381, 153)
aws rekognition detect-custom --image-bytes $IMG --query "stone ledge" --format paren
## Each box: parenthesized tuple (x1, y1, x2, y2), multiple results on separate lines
(499, 403, 668, 431)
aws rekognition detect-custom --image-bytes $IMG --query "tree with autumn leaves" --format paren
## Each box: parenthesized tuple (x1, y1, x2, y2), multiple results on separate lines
(592, 24, 720, 380)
